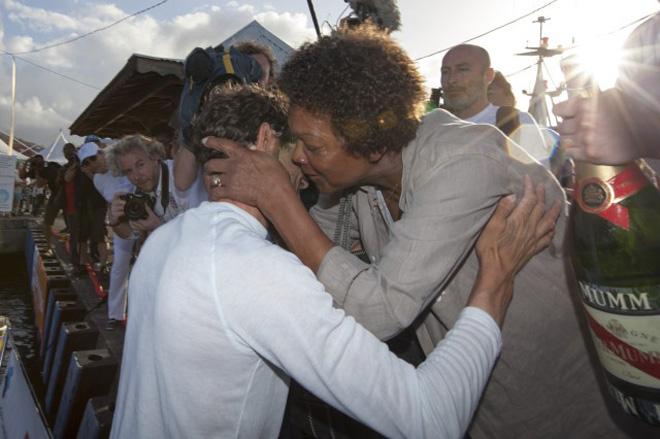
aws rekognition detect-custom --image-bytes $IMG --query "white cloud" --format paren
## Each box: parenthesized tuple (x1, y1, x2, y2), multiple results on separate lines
(89, 3, 125, 21)
(172, 12, 211, 32)
(0, 1, 315, 146)
(5, 34, 33, 53)
(237, 4, 256, 15)
(5, 0, 80, 33)
(0, 95, 71, 144)
(0, 10, 5, 51)
(255, 11, 315, 47)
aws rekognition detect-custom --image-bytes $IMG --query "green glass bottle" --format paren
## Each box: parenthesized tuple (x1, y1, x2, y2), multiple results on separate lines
(425, 87, 441, 113)
(572, 161, 660, 426)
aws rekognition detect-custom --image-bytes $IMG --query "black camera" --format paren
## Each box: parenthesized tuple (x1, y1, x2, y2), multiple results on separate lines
(119, 193, 156, 221)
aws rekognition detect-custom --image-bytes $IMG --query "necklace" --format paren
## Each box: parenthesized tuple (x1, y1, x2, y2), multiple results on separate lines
(380, 178, 403, 222)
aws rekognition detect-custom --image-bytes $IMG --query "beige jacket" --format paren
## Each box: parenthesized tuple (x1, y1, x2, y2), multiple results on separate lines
(313, 109, 636, 438)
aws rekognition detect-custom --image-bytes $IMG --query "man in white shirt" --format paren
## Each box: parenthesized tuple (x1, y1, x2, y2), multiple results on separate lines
(78, 141, 134, 329)
(441, 44, 551, 163)
(110, 84, 554, 438)
(106, 135, 197, 240)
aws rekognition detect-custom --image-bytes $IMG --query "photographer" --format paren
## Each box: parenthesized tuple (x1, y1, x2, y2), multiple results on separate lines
(107, 135, 195, 241)
(172, 41, 274, 208)
(79, 141, 134, 329)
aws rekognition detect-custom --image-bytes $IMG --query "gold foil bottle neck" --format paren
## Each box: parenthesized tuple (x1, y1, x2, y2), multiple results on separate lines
(575, 162, 629, 182)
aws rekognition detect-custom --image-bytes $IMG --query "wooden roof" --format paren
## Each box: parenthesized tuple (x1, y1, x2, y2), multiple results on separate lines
(69, 21, 295, 140)
(69, 54, 184, 138)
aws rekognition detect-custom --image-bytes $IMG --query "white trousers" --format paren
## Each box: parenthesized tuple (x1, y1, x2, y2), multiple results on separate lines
(108, 234, 134, 320)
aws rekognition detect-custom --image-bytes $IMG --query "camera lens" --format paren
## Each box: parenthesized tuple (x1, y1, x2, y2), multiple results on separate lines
(123, 196, 147, 221)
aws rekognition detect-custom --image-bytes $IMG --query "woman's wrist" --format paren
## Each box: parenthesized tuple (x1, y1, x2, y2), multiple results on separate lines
(259, 178, 299, 218)
(467, 270, 514, 327)
(263, 185, 334, 272)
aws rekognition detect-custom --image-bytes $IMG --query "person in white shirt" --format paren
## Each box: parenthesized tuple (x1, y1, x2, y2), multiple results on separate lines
(110, 84, 557, 439)
(78, 141, 134, 330)
(106, 134, 197, 240)
(441, 44, 551, 164)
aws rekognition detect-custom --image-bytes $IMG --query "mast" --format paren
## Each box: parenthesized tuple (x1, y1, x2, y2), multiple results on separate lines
(517, 16, 564, 127)
(8, 56, 17, 154)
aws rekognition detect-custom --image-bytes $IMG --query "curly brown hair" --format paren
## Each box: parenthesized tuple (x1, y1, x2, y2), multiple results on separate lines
(191, 84, 291, 162)
(278, 24, 425, 157)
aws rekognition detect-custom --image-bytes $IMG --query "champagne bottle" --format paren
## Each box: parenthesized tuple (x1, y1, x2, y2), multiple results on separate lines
(572, 162, 660, 426)
(562, 55, 660, 425)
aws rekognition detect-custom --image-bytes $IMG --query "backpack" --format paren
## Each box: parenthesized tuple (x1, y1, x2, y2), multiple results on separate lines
(495, 105, 521, 138)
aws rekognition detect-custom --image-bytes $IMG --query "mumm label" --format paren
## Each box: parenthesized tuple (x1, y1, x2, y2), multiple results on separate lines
(579, 281, 658, 314)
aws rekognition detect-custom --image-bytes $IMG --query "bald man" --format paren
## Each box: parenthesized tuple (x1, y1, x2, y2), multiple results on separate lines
(441, 44, 551, 164)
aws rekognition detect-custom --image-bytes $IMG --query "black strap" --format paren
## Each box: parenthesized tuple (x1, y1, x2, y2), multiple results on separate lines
(160, 161, 169, 214)
(495, 105, 521, 138)
(333, 194, 352, 249)
(332, 193, 370, 263)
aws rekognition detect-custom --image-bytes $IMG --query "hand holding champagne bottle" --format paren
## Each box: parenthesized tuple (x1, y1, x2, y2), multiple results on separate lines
(561, 54, 660, 426)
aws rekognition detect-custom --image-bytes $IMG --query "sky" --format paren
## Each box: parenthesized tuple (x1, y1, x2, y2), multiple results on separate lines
(0, 0, 658, 148)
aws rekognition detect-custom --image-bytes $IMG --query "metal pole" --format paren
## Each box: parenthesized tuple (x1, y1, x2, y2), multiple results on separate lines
(306, 0, 322, 39)
(8, 56, 16, 154)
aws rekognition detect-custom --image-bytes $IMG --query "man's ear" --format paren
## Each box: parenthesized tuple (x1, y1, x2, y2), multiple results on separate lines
(256, 122, 279, 155)
(485, 67, 495, 85)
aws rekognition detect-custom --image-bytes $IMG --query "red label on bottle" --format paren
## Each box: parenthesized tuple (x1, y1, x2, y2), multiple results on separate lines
(576, 165, 649, 230)
(586, 312, 660, 380)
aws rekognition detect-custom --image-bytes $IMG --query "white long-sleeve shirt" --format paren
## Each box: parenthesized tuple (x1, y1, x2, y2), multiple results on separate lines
(110, 201, 502, 439)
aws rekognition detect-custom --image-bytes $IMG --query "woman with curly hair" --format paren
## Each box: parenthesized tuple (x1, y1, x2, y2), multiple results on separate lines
(203, 24, 626, 439)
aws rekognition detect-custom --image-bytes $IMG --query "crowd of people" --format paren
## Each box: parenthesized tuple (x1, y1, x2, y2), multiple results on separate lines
(13, 10, 659, 439)
(18, 139, 112, 276)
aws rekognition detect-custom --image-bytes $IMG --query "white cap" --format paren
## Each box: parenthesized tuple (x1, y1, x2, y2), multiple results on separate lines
(78, 142, 99, 163)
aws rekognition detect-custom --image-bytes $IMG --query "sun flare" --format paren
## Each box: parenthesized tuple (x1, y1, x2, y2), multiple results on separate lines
(573, 36, 624, 90)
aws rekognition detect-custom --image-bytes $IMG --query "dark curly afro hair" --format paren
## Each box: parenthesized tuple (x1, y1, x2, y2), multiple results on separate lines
(278, 24, 425, 158)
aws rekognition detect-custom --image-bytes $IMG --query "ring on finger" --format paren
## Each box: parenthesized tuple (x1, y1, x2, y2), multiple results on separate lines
(211, 174, 222, 188)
